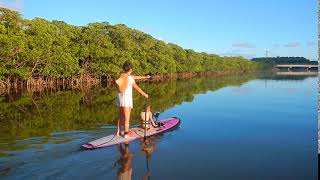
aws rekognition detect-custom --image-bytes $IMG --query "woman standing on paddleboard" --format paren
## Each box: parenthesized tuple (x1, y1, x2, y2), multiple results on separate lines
(116, 62, 150, 138)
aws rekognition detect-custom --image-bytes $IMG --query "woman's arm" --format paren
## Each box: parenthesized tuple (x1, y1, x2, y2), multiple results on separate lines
(132, 75, 151, 80)
(132, 82, 148, 98)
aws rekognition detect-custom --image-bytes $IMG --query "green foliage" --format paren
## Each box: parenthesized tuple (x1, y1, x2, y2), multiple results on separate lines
(0, 7, 259, 81)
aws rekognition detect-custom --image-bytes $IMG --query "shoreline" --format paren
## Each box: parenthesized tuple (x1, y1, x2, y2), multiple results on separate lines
(0, 70, 256, 95)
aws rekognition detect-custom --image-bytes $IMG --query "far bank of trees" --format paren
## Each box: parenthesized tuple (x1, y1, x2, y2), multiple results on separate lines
(0, 7, 260, 89)
(252, 57, 317, 65)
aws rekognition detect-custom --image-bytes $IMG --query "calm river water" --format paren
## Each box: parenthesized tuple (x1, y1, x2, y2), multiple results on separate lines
(0, 73, 317, 180)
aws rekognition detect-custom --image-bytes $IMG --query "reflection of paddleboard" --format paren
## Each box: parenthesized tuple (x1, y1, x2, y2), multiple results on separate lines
(81, 117, 181, 150)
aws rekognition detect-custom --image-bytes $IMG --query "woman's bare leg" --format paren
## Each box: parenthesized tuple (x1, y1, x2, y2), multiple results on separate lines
(123, 107, 132, 138)
(116, 119, 120, 136)
(117, 107, 125, 136)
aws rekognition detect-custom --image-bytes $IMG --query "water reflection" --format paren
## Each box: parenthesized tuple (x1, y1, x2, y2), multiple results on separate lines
(115, 136, 159, 180)
(140, 136, 159, 180)
(116, 142, 133, 180)
(0, 74, 256, 155)
(0, 73, 317, 179)
(0, 72, 315, 156)
(258, 70, 317, 81)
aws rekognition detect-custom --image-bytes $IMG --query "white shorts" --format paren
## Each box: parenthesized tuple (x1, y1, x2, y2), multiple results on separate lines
(116, 93, 133, 108)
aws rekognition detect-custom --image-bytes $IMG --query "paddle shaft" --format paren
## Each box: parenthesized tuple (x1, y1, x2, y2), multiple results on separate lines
(144, 100, 147, 140)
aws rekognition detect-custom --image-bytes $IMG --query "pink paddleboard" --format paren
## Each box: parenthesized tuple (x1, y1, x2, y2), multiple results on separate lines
(81, 117, 181, 150)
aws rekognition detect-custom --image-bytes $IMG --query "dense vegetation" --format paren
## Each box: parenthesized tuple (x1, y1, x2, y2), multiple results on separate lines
(252, 57, 317, 65)
(0, 7, 259, 89)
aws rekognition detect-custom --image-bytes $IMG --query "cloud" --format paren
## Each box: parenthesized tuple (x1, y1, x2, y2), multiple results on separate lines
(140, 25, 154, 34)
(306, 41, 315, 47)
(0, 0, 23, 12)
(156, 36, 168, 44)
(220, 51, 256, 59)
(232, 42, 256, 48)
(283, 42, 300, 48)
(220, 52, 243, 57)
(273, 43, 279, 48)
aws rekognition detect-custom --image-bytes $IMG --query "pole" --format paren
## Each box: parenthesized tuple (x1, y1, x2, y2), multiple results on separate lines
(265, 50, 270, 61)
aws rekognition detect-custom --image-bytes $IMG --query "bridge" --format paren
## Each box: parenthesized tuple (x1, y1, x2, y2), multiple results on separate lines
(275, 64, 318, 71)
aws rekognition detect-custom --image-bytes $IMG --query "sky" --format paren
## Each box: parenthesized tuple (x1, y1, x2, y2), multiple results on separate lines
(0, 0, 318, 60)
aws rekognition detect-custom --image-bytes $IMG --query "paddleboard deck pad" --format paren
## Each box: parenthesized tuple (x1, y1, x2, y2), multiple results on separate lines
(81, 117, 180, 150)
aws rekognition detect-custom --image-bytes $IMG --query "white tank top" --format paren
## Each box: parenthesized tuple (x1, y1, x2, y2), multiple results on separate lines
(116, 76, 135, 108)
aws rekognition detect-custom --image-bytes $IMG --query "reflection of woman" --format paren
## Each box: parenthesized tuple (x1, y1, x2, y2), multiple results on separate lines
(115, 137, 160, 180)
(116, 143, 133, 180)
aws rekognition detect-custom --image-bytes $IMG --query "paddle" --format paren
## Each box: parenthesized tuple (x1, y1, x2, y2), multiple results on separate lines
(144, 99, 148, 140)
(144, 74, 151, 141)
(143, 95, 149, 140)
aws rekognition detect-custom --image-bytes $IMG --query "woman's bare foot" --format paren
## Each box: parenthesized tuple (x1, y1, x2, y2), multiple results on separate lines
(124, 130, 136, 138)
(116, 120, 120, 136)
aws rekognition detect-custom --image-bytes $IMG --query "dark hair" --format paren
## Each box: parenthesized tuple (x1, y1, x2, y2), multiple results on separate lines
(122, 62, 132, 72)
